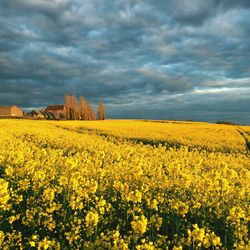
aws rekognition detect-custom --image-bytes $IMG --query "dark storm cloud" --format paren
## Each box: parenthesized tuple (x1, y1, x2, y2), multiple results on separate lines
(147, 0, 250, 26)
(0, 0, 250, 123)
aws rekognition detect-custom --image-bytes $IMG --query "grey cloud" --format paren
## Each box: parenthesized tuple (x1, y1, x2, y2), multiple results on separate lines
(0, 0, 249, 123)
(146, 0, 250, 26)
(109, 89, 250, 124)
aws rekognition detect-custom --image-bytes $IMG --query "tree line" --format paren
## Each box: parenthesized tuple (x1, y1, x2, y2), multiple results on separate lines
(64, 93, 106, 120)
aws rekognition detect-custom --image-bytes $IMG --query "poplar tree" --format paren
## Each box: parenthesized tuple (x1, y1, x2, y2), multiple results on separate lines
(79, 96, 87, 120)
(72, 95, 79, 119)
(64, 93, 100, 120)
(98, 102, 106, 120)
(90, 102, 96, 120)
(87, 102, 95, 120)
(64, 93, 71, 119)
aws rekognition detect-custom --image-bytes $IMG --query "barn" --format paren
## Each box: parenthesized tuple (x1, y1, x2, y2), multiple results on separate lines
(0, 106, 24, 117)
(45, 105, 66, 119)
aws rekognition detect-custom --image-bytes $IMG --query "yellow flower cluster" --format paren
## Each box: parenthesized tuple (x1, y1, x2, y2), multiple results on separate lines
(85, 211, 99, 227)
(0, 178, 10, 210)
(187, 224, 222, 248)
(0, 231, 5, 246)
(131, 215, 148, 235)
(0, 119, 249, 249)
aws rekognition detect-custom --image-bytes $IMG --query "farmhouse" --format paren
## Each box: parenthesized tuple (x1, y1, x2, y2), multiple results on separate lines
(45, 104, 66, 119)
(0, 106, 24, 117)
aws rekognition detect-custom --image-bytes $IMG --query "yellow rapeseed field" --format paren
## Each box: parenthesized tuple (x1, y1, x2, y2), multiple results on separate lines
(0, 119, 249, 249)
(56, 120, 247, 152)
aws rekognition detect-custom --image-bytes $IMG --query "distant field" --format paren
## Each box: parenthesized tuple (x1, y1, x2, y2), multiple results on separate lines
(56, 119, 249, 152)
(239, 125, 250, 149)
(0, 119, 249, 249)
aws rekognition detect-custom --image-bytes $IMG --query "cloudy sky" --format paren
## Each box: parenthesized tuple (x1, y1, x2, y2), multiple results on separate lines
(0, 0, 250, 124)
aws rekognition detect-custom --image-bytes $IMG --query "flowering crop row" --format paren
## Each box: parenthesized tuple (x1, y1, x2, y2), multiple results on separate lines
(56, 120, 247, 152)
(0, 120, 249, 249)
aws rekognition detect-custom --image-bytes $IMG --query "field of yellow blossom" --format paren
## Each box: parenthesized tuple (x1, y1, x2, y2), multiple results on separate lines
(0, 119, 249, 249)
(56, 120, 248, 152)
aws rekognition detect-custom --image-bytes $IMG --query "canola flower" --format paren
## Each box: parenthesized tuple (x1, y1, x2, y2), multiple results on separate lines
(0, 178, 10, 210)
(0, 119, 249, 249)
(85, 211, 99, 227)
(131, 215, 148, 235)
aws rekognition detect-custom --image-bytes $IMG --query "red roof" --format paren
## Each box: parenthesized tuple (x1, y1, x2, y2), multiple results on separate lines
(45, 105, 64, 111)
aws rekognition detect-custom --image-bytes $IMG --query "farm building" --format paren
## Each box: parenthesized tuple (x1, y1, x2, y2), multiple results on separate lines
(45, 105, 66, 119)
(27, 110, 58, 120)
(27, 110, 45, 118)
(0, 106, 24, 117)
